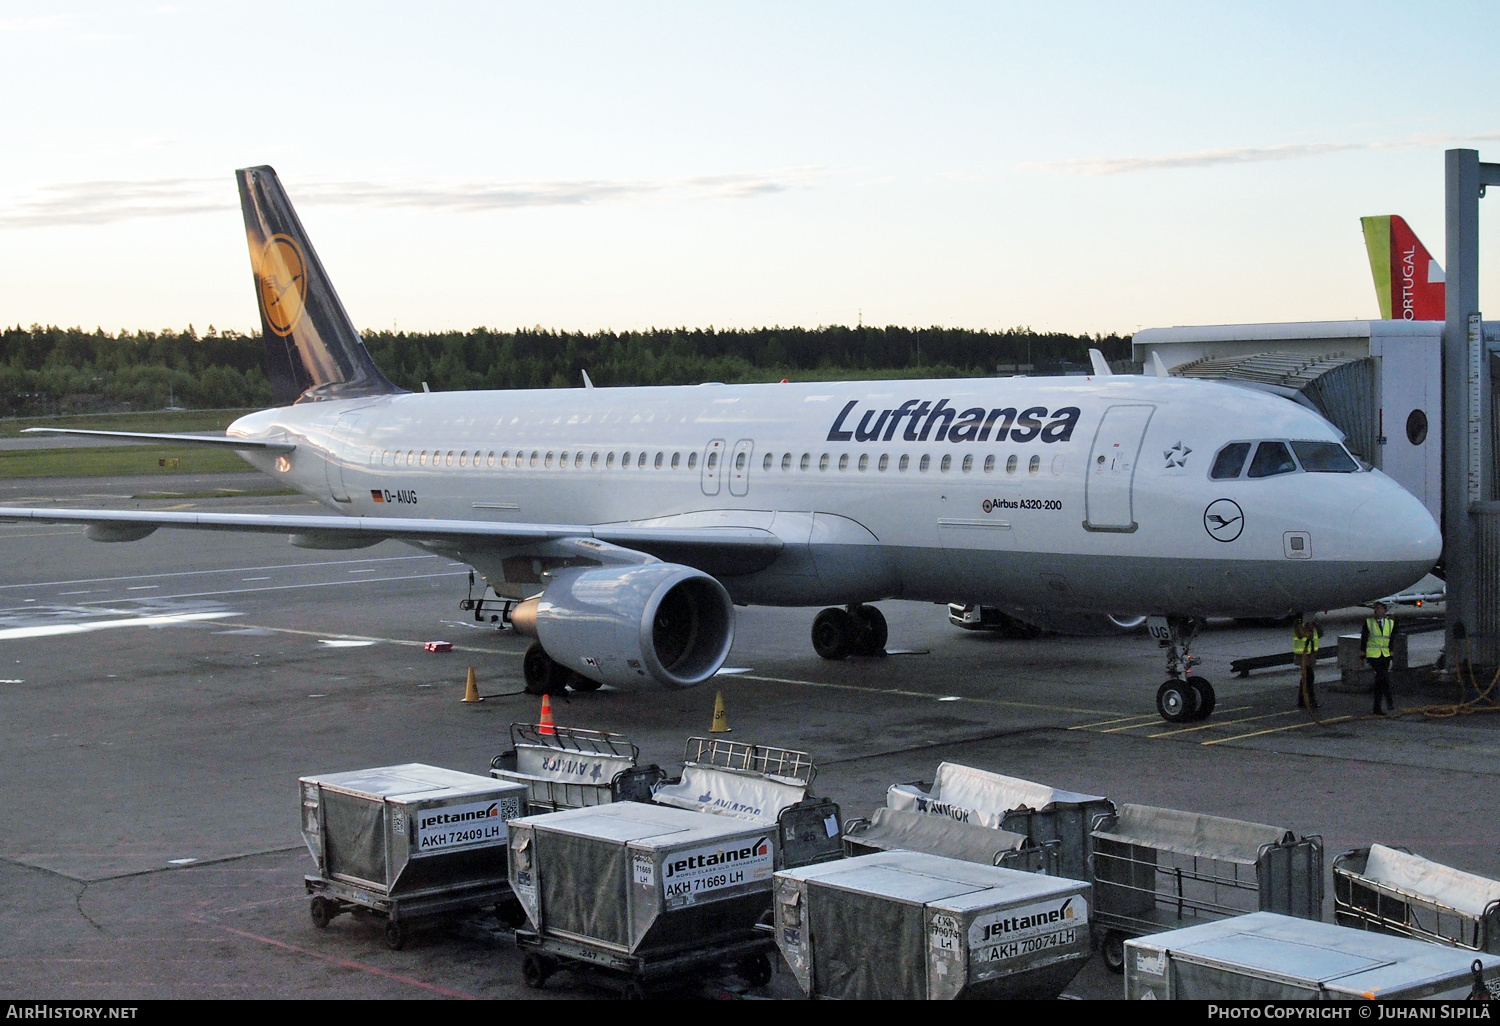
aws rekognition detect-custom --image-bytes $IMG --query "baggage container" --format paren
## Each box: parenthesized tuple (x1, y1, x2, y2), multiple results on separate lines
(1125, 911, 1500, 1000)
(843, 806, 1062, 875)
(299, 763, 528, 948)
(489, 723, 662, 812)
(1334, 844, 1500, 953)
(653, 736, 843, 869)
(508, 801, 778, 994)
(1090, 803, 1323, 972)
(888, 762, 1114, 882)
(775, 849, 1093, 999)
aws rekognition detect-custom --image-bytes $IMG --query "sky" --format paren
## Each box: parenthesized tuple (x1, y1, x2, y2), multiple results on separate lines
(2, 1, 1499, 337)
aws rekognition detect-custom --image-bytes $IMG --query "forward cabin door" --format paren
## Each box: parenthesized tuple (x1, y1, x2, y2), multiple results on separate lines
(728, 439, 754, 497)
(1084, 404, 1154, 532)
(324, 412, 362, 504)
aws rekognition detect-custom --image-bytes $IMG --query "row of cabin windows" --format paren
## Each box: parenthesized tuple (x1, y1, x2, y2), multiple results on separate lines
(1209, 439, 1360, 480)
(376, 447, 1061, 476)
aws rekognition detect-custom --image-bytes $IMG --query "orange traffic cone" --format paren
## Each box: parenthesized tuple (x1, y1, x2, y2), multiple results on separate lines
(461, 666, 482, 703)
(539, 694, 556, 735)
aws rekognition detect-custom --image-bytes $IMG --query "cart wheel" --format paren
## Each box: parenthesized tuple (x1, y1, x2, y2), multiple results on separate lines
(622, 980, 650, 1000)
(738, 951, 774, 987)
(521, 953, 553, 990)
(1187, 676, 1216, 720)
(309, 896, 334, 929)
(383, 919, 406, 951)
(496, 898, 529, 929)
(1101, 930, 1126, 974)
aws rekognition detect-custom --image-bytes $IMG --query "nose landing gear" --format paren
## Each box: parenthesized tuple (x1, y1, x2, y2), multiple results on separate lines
(1151, 616, 1216, 723)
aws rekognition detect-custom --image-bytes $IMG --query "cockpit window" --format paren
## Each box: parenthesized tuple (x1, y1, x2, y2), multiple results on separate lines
(1210, 442, 1251, 480)
(1291, 441, 1358, 473)
(1247, 441, 1297, 478)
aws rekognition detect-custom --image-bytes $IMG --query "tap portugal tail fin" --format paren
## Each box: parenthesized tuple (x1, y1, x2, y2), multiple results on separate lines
(1360, 214, 1445, 321)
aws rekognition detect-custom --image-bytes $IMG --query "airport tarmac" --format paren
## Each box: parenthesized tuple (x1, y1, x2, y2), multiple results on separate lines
(2, 471, 1497, 1000)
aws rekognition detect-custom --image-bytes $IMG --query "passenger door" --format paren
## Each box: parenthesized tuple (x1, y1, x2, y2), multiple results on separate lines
(323, 412, 362, 504)
(1084, 404, 1154, 532)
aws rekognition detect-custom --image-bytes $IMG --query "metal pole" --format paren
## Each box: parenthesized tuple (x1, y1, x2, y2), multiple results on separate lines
(1443, 149, 1480, 666)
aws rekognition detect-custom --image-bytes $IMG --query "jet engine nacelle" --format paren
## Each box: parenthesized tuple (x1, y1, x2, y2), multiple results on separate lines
(510, 563, 735, 688)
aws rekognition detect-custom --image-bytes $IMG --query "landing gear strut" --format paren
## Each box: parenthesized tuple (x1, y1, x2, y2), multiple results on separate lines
(812, 604, 888, 660)
(1151, 616, 1215, 723)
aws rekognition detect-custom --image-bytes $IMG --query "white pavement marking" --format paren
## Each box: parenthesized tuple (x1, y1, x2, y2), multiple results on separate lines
(0, 553, 440, 591)
(735, 673, 1112, 716)
(0, 611, 237, 641)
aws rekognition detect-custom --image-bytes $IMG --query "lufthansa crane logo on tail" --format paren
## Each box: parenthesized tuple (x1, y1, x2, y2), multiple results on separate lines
(1203, 499, 1244, 543)
(257, 234, 307, 336)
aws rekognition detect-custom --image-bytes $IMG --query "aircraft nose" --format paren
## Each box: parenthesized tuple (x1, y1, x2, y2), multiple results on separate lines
(1351, 485, 1442, 568)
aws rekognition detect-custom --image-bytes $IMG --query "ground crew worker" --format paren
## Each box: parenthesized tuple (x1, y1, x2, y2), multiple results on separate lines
(1361, 601, 1397, 716)
(1292, 614, 1320, 709)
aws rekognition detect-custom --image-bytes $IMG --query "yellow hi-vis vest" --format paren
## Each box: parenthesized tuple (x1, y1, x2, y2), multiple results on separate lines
(1292, 626, 1320, 655)
(1365, 617, 1394, 659)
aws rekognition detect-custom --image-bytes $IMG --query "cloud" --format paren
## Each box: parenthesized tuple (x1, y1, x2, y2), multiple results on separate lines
(0, 167, 831, 229)
(1026, 132, 1500, 177)
(0, 14, 74, 32)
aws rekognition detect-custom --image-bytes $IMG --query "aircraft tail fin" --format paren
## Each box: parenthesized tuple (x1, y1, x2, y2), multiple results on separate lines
(236, 165, 403, 406)
(1360, 215, 1446, 320)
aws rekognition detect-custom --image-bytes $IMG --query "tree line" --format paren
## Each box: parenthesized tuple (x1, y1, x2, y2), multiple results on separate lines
(0, 323, 1131, 416)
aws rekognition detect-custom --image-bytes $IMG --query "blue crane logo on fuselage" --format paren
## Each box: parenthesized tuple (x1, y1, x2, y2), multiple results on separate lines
(1203, 499, 1245, 543)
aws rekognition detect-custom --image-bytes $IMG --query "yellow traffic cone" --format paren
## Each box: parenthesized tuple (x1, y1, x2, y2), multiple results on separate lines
(710, 691, 731, 733)
(461, 666, 483, 703)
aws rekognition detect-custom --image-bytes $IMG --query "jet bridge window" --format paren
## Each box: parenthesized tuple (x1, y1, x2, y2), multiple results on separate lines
(1210, 442, 1251, 479)
(1291, 441, 1358, 473)
(1247, 441, 1297, 479)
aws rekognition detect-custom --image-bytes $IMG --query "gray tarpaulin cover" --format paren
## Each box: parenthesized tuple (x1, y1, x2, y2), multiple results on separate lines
(653, 765, 807, 824)
(888, 763, 1106, 827)
(323, 790, 385, 885)
(534, 826, 630, 946)
(810, 876, 926, 1000)
(1092, 803, 1288, 865)
(1363, 844, 1500, 917)
(848, 807, 1029, 864)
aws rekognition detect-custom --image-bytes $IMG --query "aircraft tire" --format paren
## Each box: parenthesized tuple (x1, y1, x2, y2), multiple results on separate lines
(849, 604, 888, 656)
(1187, 677, 1216, 720)
(812, 607, 854, 660)
(567, 671, 602, 693)
(522, 643, 569, 695)
(1156, 680, 1194, 723)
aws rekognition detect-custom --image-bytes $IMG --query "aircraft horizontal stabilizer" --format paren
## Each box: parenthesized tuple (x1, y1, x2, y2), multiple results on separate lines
(20, 428, 296, 453)
(0, 506, 782, 576)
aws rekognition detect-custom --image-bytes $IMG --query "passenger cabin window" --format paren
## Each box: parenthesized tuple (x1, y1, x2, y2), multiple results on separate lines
(940, 454, 952, 472)
(899, 454, 910, 471)
(1210, 442, 1251, 480)
(657, 452, 666, 470)
(706, 452, 717, 469)
(800, 453, 811, 471)
(878, 454, 889, 471)
(1028, 455, 1040, 474)
(1006, 455, 1017, 474)
(1247, 441, 1297, 478)
(1292, 441, 1358, 473)
(962, 455, 973, 472)
(782, 453, 792, 471)
(838, 454, 849, 471)
(819, 454, 830, 471)
(688, 452, 698, 469)
(858, 454, 869, 471)
(919, 455, 931, 472)
(983, 455, 994, 473)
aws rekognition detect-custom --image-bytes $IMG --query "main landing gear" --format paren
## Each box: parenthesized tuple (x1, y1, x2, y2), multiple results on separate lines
(522, 643, 601, 696)
(1151, 616, 1216, 723)
(811, 604, 888, 660)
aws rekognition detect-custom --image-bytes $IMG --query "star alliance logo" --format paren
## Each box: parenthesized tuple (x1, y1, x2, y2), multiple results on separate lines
(1164, 441, 1191, 468)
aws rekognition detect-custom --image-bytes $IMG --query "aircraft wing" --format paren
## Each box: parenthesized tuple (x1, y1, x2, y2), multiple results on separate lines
(0, 506, 782, 576)
(20, 428, 296, 452)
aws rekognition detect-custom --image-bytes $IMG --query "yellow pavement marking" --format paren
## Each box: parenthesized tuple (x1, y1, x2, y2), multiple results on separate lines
(1069, 713, 1161, 730)
(735, 674, 1112, 716)
(1147, 708, 1294, 738)
(1202, 714, 1357, 745)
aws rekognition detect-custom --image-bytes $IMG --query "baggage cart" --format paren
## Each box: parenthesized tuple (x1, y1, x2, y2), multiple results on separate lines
(508, 802, 779, 996)
(299, 764, 529, 949)
(843, 805, 1062, 875)
(774, 849, 1093, 999)
(1125, 911, 1500, 1000)
(489, 723, 662, 811)
(654, 736, 843, 869)
(1334, 844, 1500, 953)
(888, 762, 1115, 882)
(1090, 803, 1323, 972)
